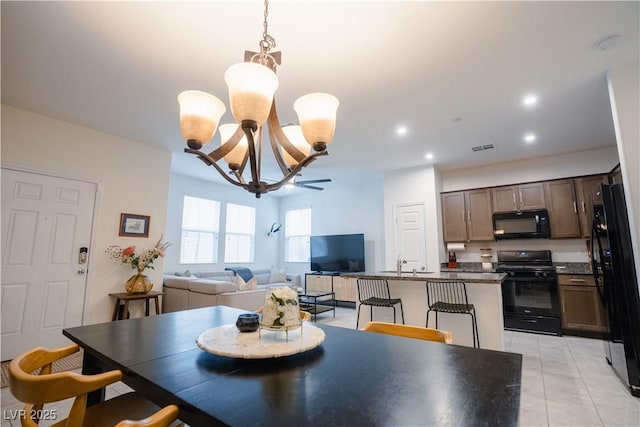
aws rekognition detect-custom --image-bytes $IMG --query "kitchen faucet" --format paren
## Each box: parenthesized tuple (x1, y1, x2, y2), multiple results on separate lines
(396, 254, 407, 274)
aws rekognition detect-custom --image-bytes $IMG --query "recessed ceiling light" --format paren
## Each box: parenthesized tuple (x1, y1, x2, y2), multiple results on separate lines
(453, 117, 463, 123)
(524, 133, 536, 143)
(425, 153, 434, 160)
(396, 126, 408, 136)
(522, 94, 538, 106)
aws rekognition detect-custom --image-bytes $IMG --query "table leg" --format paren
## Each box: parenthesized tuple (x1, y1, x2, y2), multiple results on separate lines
(154, 296, 161, 315)
(123, 301, 130, 319)
(145, 299, 150, 316)
(82, 352, 105, 406)
(111, 298, 121, 321)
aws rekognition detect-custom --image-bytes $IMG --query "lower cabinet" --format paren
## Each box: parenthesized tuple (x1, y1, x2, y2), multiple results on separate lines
(558, 274, 607, 334)
(305, 274, 356, 303)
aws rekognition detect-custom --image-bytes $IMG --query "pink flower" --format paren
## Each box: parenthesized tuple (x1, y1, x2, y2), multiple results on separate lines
(122, 246, 136, 257)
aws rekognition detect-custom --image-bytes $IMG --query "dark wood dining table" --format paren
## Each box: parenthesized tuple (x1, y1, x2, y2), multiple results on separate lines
(63, 305, 522, 427)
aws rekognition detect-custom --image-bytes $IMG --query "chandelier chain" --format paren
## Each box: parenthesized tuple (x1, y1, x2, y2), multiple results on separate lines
(260, 0, 276, 53)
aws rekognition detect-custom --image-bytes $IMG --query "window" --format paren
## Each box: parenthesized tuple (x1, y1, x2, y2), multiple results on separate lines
(180, 196, 220, 264)
(285, 208, 311, 262)
(224, 203, 256, 263)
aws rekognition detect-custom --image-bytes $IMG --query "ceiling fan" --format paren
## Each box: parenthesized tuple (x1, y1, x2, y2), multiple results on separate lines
(289, 177, 332, 191)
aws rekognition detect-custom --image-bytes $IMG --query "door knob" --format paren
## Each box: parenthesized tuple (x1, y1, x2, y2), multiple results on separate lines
(77, 269, 86, 275)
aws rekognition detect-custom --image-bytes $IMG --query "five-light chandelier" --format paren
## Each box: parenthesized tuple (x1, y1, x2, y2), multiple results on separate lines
(178, 0, 339, 198)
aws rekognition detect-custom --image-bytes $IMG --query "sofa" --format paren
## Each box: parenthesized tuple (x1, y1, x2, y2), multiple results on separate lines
(162, 269, 301, 313)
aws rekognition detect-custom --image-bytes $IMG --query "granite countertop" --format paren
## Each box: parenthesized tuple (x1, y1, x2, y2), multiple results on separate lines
(342, 271, 506, 284)
(439, 262, 593, 275)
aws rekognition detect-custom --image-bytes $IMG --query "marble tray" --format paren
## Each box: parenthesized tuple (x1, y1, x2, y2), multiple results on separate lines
(196, 323, 325, 359)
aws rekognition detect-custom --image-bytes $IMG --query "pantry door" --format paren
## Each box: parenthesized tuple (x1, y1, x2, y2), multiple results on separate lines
(1, 168, 96, 360)
(393, 203, 427, 272)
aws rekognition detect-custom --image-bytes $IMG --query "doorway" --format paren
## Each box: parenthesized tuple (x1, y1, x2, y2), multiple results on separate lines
(393, 203, 427, 272)
(1, 168, 96, 360)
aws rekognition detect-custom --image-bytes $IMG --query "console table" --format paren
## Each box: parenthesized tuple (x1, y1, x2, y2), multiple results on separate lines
(109, 291, 166, 321)
(305, 273, 356, 303)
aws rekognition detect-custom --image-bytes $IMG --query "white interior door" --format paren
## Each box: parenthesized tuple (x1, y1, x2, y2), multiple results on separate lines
(1, 168, 96, 360)
(394, 203, 427, 272)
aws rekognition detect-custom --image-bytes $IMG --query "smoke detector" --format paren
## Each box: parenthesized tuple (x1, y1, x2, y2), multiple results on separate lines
(596, 34, 623, 51)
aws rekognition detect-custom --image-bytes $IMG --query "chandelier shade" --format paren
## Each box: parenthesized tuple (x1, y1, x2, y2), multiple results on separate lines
(294, 93, 340, 150)
(281, 125, 310, 167)
(178, 0, 338, 198)
(178, 90, 226, 147)
(224, 62, 279, 126)
(218, 123, 248, 170)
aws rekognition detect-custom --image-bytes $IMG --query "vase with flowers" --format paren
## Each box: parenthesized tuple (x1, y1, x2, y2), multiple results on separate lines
(106, 236, 171, 294)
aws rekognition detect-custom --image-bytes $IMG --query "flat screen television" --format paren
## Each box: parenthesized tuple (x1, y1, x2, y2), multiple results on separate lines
(310, 233, 365, 273)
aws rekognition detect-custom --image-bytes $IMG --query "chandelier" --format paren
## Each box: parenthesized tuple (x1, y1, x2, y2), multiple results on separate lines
(178, 0, 339, 198)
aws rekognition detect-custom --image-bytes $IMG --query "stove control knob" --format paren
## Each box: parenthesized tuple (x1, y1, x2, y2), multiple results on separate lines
(542, 272, 548, 278)
(534, 272, 540, 278)
(509, 271, 515, 277)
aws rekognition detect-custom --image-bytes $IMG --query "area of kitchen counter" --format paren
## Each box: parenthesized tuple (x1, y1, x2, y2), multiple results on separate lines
(342, 270, 505, 283)
(343, 270, 506, 351)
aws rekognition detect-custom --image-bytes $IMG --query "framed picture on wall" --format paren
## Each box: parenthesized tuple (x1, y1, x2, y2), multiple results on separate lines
(119, 213, 150, 237)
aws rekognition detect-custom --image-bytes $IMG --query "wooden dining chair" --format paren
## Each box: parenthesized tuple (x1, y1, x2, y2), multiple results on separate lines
(361, 321, 453, 344)
(8, 344, 181, 427)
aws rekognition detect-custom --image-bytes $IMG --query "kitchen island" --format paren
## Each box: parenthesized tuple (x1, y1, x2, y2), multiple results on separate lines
(342, 271, 507, 350)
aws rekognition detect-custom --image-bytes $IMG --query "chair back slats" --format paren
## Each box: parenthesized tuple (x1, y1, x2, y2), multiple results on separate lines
(357, 278, 391, 303)
(426, 280, 470, 312)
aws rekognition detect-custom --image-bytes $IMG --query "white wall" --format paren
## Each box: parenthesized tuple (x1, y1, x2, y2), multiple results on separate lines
(163, 172, 280, 273)
(278, 180, 385, 283)
(607, 61, 640, 285)
(440, 146, 619, 192)
(383, 166, 443, 272)
(1, 105, 171, 324)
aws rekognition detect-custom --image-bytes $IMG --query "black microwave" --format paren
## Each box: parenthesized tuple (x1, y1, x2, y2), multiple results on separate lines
(492, 209, 550, 240)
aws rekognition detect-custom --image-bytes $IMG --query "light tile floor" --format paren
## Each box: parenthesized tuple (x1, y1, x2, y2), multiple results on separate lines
(2, 306, 639, 426)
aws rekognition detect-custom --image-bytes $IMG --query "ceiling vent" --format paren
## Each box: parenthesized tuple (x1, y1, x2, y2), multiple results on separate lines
(472, 144, 495, 152)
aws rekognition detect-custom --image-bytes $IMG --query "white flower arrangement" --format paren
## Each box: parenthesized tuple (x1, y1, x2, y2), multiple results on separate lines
(261, 286, 300, 328)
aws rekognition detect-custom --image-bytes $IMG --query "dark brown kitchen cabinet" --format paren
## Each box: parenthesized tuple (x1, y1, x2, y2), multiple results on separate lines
(544, 179, 581, 238)
(441, 189, 493, 242)
(610, 165, 623, 184)
(491, 183, 545, 212)
(575, 175, 608, 237)
(558, 274, 607, 334)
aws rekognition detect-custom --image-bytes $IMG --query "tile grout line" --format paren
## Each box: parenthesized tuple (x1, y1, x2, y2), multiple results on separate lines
(537, 334, 552, 427)
(566, 338, 606, 427)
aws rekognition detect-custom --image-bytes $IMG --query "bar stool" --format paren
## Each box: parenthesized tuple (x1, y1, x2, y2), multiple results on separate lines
(426, 280, 479, 348)
(356, 278, 404, 329)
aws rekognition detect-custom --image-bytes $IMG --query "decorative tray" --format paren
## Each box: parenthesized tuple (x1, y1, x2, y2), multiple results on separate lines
(196, 323, 325, 359)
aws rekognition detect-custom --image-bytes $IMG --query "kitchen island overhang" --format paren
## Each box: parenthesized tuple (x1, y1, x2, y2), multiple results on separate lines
(343, 271, 507, 351)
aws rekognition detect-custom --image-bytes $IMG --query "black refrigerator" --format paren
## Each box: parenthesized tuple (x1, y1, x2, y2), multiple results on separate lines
(591, 183, 640, 397)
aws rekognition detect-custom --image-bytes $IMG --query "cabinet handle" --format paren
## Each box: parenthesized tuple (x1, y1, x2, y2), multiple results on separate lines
(573, 202, 577, 214)
(582, 201, 586, 213)
(519, 192, 523, 203)
(569, 278, 586, 283)
(467, 211, 471, 222)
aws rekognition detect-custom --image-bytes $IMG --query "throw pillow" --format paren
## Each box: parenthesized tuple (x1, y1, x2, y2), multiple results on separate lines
(269, 268, 287, 283)
(236, 275, 258, 291)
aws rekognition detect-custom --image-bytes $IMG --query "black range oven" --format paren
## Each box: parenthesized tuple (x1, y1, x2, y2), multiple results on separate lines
(496, 250, 562, 336)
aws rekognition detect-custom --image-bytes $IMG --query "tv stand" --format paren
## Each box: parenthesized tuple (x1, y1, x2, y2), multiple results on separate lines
(305, 272, 356, 303)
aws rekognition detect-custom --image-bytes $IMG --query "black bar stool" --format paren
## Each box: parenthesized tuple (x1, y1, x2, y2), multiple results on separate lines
(426, 280, 479, 348)
(356, 278, 404, 329)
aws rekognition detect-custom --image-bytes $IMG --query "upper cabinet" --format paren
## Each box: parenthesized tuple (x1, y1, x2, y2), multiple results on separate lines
(442, 189, 493, 242)
(609, 165, 623, 184)
(544, 179, 581, 238)
(575, 175, 608, 237)
(491, 183, 546, 212)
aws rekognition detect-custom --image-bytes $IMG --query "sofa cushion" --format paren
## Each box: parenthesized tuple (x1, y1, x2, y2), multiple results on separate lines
(235, 275, 258, 291)
(269, 268, 287, 283)
(188, 279, 238, 295)
(193, 271, 235, 280)
(252, 269, 271, 286)
(163, 275, 197, 290)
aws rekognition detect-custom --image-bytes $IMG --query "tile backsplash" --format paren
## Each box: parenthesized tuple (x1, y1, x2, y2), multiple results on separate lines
(449, 239, 589, 263)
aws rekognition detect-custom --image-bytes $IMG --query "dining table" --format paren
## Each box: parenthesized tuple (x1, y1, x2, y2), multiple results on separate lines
(63, 305, 522, 426)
